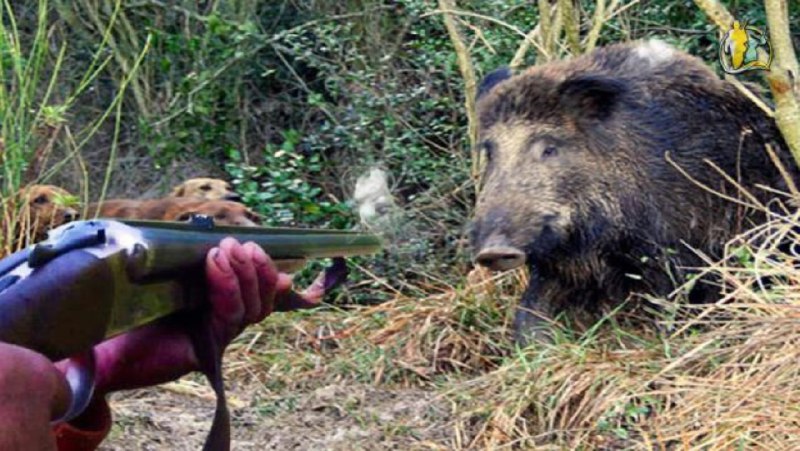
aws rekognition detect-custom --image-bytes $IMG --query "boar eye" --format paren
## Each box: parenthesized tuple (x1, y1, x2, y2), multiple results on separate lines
(541, 145, 558, 159)
(481, 141, 495, 161)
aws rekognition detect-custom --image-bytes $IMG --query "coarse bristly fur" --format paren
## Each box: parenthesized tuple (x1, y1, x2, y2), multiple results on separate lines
(469, 40, 800, 343)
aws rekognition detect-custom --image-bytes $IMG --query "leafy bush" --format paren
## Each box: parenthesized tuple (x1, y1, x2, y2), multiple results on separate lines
(225, 129, 351, 228)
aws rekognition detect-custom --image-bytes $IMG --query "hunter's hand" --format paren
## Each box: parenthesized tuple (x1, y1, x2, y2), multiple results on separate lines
(0, 342, 72, 449)
(65, 238, 322, 398)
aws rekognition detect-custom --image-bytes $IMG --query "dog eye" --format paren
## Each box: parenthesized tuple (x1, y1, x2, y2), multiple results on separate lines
(200, 185, 212, 191)
(215, 213, 227, 219)
(33, 195, 48, 204)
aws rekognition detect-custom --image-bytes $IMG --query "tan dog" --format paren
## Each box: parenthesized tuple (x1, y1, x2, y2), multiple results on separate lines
(87, 197, 260, 227)
(11, 185, 79, 240)
(169, 178, 240, 201)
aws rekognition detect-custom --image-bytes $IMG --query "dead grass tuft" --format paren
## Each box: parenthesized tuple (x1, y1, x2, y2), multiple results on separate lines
(225, 208, 800, 449)
(450, 209, 800, 449)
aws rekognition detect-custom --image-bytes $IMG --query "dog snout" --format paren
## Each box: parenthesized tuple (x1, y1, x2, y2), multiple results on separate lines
(63, 209, 79, 222)
(237, 218, 258, 227)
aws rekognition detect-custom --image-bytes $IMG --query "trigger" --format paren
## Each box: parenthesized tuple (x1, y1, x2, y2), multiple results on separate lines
(53, 350, 97, 424)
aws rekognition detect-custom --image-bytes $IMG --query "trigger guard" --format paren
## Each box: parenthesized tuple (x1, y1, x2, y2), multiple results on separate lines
(53, 349, 97, 424)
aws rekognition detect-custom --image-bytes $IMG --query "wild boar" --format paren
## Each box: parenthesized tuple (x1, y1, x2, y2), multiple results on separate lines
(469, 40, 798, 343)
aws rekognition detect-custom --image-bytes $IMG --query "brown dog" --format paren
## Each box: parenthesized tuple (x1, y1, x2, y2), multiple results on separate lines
(87, 197, 260, 227)
(10, 185, 79, 240)
(169, 178, 240, 201)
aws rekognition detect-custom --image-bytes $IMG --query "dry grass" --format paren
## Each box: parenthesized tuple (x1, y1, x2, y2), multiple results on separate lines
(223, 209, 800, 449)
(224, 267, 522, 392)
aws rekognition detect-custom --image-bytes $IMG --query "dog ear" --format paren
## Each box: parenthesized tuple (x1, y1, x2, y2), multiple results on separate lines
(245, 209, 262, 225)
(170, 185, 186, 197)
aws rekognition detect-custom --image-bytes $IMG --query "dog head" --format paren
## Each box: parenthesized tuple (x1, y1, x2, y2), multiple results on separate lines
(14, 184, 79, 239)
(170, 178, 241, 201)
(170, 199, 261, 227)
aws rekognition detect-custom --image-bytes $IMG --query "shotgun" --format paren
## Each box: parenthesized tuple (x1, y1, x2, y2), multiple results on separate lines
(0, 216, 381, 450)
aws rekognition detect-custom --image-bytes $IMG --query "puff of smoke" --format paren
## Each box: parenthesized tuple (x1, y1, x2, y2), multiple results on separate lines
(354, 168, 396, 228)
(353, 168, 418, 249)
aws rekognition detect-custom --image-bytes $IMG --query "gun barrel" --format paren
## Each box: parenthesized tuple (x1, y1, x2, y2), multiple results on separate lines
(123, 219, 382, 277)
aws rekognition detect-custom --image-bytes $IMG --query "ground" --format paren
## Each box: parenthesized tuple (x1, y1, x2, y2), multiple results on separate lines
(100, 379, 453, 450)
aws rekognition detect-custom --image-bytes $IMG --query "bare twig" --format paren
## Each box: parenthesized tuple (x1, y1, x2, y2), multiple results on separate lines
(509, 24, 541, 70)
(423, 9, 543, 57)
(559, 0, 580, 56)
(538, 0, 553, 62)
(584, 0, 606, 52)
(438, 0, 480, 180)
(692, 0, 734, 31)
(724, 75, 775, 117)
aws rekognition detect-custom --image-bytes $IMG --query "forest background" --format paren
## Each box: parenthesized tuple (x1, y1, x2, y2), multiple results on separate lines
(2, 0, 800, 448)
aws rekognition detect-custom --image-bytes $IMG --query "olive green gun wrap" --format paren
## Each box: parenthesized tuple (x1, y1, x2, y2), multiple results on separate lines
(0, 217, 381, 450)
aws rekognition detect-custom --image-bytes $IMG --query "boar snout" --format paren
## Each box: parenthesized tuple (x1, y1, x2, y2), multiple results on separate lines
(475, 245, 526, 271)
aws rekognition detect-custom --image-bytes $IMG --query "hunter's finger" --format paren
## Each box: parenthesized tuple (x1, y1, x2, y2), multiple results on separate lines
(300, 271, 327, 304)
(283, 258, 348, 308)
(247, 242, 279, 320)
(221, 238, 261, 325)
(274, 273, 322, 312)
(206, 243, 244, 332)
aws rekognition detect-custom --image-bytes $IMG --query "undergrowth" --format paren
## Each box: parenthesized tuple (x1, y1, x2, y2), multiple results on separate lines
(227, 209, 800, 449)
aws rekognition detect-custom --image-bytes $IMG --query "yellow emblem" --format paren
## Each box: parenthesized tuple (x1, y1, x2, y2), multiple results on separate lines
(720, 20, 772, 74)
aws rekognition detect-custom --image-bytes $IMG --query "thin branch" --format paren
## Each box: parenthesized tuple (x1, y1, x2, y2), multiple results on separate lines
(438, 0, 479, 180)
(538, 0, 552, 62)
(724, 75, 775, 117)
(560, 0, 580, 56)
(765, 0, 800, 167)
(692, 0, 734, 31)
(584, 0, 606, 52)
(423, 8, 543, 58)
(509, 23, 541, 70)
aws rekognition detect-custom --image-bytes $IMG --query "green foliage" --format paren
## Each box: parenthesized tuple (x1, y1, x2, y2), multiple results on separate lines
(5, 0, 799, 279)
(0, 0, 129, 252)
(138, 10, 269, 165)
(0, 0, 56, 191)
(225, 129, 351, 228)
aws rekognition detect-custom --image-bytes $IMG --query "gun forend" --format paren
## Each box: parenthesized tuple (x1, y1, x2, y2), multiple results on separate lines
(0, 218, 382, 361)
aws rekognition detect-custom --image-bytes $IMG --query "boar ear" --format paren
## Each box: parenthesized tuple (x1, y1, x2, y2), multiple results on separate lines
(477, 67, 513, 99)
(557, 75, 627, 121)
